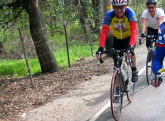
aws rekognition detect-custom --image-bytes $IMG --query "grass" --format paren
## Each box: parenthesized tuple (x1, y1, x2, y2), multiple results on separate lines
(0, 41, 98, 78)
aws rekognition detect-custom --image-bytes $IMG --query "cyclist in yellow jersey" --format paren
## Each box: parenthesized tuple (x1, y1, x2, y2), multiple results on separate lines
(96, 0, 138, 82)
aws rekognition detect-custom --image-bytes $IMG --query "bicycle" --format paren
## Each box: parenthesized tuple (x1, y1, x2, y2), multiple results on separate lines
(99, 48, 135, 121)
(140, 35, 158, 85)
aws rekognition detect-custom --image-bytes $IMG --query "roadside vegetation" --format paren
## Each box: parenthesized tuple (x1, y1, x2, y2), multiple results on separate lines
(0, 40, 98, 78)
(0, 0, 165, 79)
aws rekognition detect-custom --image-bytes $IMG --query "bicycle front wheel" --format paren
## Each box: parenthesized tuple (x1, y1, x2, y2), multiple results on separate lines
(146, 50, 154, 85)
(126, 62, 135, 103)
(110, 70, 123, 121)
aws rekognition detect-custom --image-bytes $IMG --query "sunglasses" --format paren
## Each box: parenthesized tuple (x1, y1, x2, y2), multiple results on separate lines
(113, 6, 126, 10)
(147, 6, 155, 9)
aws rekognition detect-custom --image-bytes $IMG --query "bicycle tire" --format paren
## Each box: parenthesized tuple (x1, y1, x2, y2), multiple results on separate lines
(146, 50, 154, 85)
(126, 62, 135, 102)
(110, 70, 123, 121)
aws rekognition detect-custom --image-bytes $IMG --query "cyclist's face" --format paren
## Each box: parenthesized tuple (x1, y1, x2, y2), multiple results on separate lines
(147, 4, 156, 15)
(113, 6, 126, 18)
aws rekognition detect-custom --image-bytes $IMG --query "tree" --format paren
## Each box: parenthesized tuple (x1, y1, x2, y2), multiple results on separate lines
(0, 0, 58, 73)
(102, 0, 113, 57)
(91, 0, 101, 34)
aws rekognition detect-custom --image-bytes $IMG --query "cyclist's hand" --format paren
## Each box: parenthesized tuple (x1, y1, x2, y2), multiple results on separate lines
(96, 47, 104, 59)
(127, 45, 134, 56)
(151, 73, 162, 87)
(140, 33, 145, 38)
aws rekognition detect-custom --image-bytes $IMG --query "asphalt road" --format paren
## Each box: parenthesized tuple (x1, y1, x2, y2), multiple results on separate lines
(89, 66, 165, 121)
(22, 44, 165, 121)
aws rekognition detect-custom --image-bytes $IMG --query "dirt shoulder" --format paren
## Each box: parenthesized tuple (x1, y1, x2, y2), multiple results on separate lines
(0, 55, 113, 121)
(0, 43, 145, 121)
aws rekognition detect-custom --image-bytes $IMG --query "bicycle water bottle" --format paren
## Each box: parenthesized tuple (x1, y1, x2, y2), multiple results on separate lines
(121, 69, 127, 81)
(121, 62, 128, 81)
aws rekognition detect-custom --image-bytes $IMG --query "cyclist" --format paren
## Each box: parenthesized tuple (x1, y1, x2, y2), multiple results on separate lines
(140, 0, 165, 52)
(96, 0, 138, 82)
(151, 22, 165, 87)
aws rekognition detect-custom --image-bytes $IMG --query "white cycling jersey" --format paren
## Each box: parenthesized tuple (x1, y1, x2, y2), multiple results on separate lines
(141, 8, 165, 29)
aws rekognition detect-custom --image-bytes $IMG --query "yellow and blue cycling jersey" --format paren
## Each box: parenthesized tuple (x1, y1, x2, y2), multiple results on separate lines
(103, 7, 137, 39)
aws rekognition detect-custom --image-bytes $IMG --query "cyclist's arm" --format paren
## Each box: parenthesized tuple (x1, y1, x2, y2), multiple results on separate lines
(99, 25, 110, 47)
(158, 16, 165, 33)
(129, 21, 138, 46)
(141, 17, 147, 34)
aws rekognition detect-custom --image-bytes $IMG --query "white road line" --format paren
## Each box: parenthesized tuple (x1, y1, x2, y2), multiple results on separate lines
(89, 101, 110, 121)
(138, 66, 146, 75)
(89, 66, 146, 121)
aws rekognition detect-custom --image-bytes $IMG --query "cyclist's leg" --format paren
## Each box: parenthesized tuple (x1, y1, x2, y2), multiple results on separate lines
(146, 27, 158, 48)
(123, 37, 138, 82)
(151, 46, 165, 87)
(152, 46, 165, 74)
(112, 37, 123, 87)
(112, 36, 124, 67)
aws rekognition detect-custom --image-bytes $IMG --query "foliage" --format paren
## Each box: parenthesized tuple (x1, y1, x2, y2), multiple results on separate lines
(0, 41, 98, 77)
(0, 0, 165, 77)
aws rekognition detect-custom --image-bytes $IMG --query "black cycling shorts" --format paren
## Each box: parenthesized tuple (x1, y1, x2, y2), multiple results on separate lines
(112, 36, 130, 67)
(146, 27, 158, 48)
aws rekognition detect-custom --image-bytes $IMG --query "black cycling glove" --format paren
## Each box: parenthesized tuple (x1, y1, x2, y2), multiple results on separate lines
(96, 47, 104, 55)
(127, 45, 134, 56)
(140, 33, 145, 38)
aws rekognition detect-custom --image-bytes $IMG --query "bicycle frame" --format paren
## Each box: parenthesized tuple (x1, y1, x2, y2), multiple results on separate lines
(113, 50, 128, 92)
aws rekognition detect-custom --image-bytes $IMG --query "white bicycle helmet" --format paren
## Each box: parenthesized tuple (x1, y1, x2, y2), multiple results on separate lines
(111, 0, 128, 6)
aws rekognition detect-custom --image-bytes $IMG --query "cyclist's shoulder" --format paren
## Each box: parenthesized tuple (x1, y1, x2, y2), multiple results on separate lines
(125, 7, 136, 14)
(156, 7, 165, 15)
(105, 10, 116, 17)
(125, 7, 137, 21)
(156, 7, 164, 12)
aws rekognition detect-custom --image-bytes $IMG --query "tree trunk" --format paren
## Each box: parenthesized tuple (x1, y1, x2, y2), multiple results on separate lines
(25, 0, 58, 73)
(102, 0, 113, 57)
(91, 0, 101, 34)
(78, 0, 88, 40)
(0, 41, 4, 54)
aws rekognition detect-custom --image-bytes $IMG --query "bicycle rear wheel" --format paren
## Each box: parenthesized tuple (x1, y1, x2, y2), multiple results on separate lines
(126, 62, 135, 103)
(146, 50, 154, 85)
(110, 70, 123, 121)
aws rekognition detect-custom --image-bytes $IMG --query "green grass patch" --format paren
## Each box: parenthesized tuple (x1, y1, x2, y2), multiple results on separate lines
(0, 41, 98, 78)
(0, 59, 41, 78)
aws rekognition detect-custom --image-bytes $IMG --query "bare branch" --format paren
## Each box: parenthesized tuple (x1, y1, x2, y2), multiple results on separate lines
(0, 8, 24, 27)
(0, 0, 23, 10)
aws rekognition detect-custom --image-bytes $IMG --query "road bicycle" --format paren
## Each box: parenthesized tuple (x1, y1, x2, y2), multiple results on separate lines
(99, 48, 135, 121)
(140, 35, 158, 85)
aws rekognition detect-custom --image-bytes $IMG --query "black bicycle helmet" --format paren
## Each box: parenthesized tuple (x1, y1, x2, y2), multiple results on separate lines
(146, 0, 157, 5)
